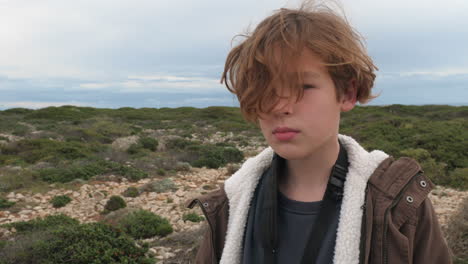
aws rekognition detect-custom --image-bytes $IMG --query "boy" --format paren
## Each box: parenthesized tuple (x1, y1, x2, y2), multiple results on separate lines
(187, 3, 451, 264)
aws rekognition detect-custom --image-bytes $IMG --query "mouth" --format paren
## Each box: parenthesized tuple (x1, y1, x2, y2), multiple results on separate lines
(272, 127, 300, 141)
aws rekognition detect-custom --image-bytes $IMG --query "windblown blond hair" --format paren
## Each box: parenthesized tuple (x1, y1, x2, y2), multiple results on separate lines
(221, 2, 378, 122)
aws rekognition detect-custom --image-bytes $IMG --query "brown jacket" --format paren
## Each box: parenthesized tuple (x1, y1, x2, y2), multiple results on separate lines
(188, 146, 452, 264)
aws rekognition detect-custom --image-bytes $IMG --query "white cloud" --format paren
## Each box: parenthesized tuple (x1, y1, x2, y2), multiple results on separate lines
(77, 74, 223, 93)
(400, 68, 468, 78)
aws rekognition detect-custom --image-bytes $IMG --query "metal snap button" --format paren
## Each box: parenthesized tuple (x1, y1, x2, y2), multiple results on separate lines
(419, 180, 427, 188)
(406, 196, 414, 203)
(203, 202, 209, 207)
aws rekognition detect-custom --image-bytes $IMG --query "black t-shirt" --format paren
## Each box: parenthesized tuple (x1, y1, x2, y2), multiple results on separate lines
(242, 157, 343, 264)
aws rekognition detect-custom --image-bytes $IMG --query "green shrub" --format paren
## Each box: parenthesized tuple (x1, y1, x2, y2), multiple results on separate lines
(116, 165, 148, 181)
(166, 138, 195, 150)
(37, 159, 148, 183)
(0, 214, 79, 233)
(167, 138, 244, 169)
(127, 143, 143, 155)
(190, 145, 243, 169)
(118, 209, 173, 239)
(183, 212, 204, 223)
(0, 138, 93, 164)
(11, 124, 30, 136)
(139, 137, 158, 151)
(156, 168, 166, 176)
(37, 160, 109, 183)
(0, 169, 35, 192)
(447, 168, 468, 190)
(0, 221, 155, 264)
(24, 105, 98, 121)
(138, 178, 177, 193)
(50, 195, 72, 208)
(104, 195, 127, 213)
(0, 197, 15, 209)
(122, 187, 140, 198)
(2, 108, 33, 115)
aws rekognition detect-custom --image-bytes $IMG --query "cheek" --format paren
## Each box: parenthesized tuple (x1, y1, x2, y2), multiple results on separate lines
(258, 120, 271, 138)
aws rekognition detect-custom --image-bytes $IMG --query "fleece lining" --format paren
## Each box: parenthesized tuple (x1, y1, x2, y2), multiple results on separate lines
(221, 134, 389, 264)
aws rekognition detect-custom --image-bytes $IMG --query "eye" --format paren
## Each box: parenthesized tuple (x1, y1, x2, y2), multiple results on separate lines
(302, 84, 315, 90)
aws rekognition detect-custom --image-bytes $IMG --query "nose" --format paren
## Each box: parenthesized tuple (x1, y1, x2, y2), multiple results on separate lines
(271, 96, 295, 116)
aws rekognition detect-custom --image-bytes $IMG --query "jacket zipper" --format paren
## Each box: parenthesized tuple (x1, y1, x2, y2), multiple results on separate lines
(382, 171, 422, 264)
(192, 199, 217, 262)
(359, 185, 369, 264)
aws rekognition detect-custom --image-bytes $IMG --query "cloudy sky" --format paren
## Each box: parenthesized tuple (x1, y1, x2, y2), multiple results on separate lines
(1, 0, 467, 110)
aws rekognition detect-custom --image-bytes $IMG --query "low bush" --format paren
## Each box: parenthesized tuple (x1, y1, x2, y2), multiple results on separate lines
(127, 137, 158, 156)
(139, 137, 158, 151)
(190, 145, 243, 169)
(0, 221, 155, 264)
(24, 105, 98, 121)
(0, 169, 35, 192)
(0, 214, 79, 233)
(167, 138, 244, 169)
(118, 209, 173, 239)
(447, 168, 468, 190)
(0, 197, 15, 209)
(50, 195, 72, 208)
(138, 178, 177, 193)
(156, 168, 166, 176)
(183, 212, 204, 223)
(0, 138, 93, 164)
(104, 195, 127, 213)
(37, 159, 148, 183)
(122, 186, 140, 198)
(11, 124, 30, 136)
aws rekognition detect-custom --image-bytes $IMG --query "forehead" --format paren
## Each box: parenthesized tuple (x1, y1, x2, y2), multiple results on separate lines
(269, 47, 329, 80)
(267, 46, 327, 72)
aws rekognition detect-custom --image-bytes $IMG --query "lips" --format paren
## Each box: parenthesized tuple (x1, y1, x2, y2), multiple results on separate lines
(272, 127, 300, 141)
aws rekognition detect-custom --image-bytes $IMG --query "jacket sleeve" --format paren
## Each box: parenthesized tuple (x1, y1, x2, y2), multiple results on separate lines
(195, 224, 216, 264)
(412, 198, 452, 264)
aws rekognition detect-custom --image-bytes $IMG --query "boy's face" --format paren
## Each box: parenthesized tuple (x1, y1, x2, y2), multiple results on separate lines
(258, 48, 356, 161)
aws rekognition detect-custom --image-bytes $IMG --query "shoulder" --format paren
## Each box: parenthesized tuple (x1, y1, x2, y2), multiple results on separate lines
(368, 156, 427, 197)
(369, 156, 435, 225)
(186, 184, 228, 215)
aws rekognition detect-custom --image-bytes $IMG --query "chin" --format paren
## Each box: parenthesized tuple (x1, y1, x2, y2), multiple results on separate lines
(270, 145, 310, 161)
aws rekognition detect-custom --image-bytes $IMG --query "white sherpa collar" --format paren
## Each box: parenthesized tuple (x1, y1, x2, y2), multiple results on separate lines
(221, 134, 389, 264)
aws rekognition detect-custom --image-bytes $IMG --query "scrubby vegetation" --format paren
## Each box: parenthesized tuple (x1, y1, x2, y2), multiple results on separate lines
(0, 197, 15, 209)
(0, 214, 155, 264)
(104, 195, 127, 213)
(183, 212, 205, 223)
(339, 105, 467, 189)
(118, 209, 173, 239)
(36, 159, 148, 183)
(50, 195, 72, 208)
(122, 186, 140, 198)
(0, 105, 466, 191)
(166, 138, 243, 168)
(0, 105, 466, 261)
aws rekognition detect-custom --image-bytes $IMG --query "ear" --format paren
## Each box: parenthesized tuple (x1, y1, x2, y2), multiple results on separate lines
(340, 79, 357, 112)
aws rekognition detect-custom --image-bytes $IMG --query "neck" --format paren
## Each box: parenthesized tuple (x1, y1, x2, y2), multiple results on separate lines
(279, 136, 340, 202)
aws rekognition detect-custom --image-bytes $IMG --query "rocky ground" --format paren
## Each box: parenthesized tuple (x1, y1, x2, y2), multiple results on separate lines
(1, 166, 467, 263)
